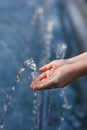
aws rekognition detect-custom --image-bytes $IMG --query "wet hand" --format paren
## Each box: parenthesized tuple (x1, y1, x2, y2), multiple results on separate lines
(30, 60, 75, 90)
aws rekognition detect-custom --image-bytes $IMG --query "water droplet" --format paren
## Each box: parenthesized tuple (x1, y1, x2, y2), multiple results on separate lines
(60, 117, 64, 122)
(0, 122, 4, 130)
(12, 86, 15, 91)
(20, 68, 25, 72)
(59, 90, 65, 97)
(56, 43, 67, 59)
(3, 105, 7, 112)
(34, 92, 37, 97)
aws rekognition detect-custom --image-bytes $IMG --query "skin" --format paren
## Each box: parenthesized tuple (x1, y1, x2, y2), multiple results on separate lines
(30, 52, 87, 90)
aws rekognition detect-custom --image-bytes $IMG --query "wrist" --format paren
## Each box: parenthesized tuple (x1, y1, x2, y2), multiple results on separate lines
(67, 57, 79, 64)
(67, 52, 87, 64)
(71, 61, 87, 78)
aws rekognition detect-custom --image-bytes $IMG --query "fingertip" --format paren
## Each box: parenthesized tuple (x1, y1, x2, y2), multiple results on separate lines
(30, 84, 33, 89)
(38, 73, 47, 81)
(39, 67, 45, 72)
(34, 86, 40, 90)
(39, 64, 49, 71)
(31, 85, 40, 90)
(30, 82, 40, 90)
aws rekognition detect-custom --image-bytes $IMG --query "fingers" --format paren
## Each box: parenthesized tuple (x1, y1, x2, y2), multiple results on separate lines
(30, 79, 56, 90)
(30, 69, 56, 90)
(38, 69, 54, 81)
(30, 71, 58, 90)
(38, 73, 47, 81)
(39, 62, 53, 72)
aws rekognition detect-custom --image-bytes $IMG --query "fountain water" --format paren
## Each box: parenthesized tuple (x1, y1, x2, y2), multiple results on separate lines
(0, 0, 86, 130)
(0, 58, 39, 130)
(0, 35, 72, 130)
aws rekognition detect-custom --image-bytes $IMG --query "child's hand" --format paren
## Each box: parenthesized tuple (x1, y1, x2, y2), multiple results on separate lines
(39, 59, 70, 72)
(30, 57, 87, 90)
(30, 52, 87, 90)
(30, 59, 75, 90)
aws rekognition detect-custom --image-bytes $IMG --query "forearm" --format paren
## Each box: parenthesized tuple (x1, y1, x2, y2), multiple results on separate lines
(68, 52, 87, 63)
(71, 60, 87, 78)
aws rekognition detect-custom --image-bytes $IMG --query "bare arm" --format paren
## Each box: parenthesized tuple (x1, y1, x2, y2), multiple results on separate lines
(72, 60, 87, 76)
(30, 52, 87, 90)
(68, 52, 87, 63)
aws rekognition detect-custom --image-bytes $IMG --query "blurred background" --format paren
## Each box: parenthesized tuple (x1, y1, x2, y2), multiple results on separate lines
(0, 0, 87, 130)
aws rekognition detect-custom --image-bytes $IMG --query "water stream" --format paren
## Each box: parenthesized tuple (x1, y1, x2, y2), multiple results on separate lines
(0, 0, 86, 130)
(0, 43, 70, 130)
(0, 58, 39, 130)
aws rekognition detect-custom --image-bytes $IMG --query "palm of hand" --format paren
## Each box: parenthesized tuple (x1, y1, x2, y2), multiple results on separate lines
(30, 60, 73, 90)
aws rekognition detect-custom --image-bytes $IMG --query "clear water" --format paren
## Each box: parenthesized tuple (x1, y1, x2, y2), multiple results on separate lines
(56, 43, 72, 130)
(0, 58, 38, 130)
(2, 60, 36, 130)
(0, 0, 87, 130)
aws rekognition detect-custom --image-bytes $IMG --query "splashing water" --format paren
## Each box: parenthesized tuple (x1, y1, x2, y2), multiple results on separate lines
(0, 58, 38, 130)
(56, 43, 72, 130)
(0, 43, 72, 130)
(44, 43, 72, 130)
(56, 43, 67, 59)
